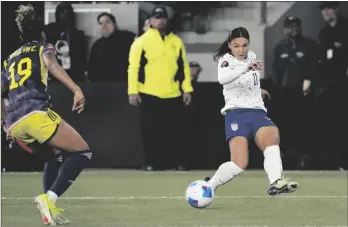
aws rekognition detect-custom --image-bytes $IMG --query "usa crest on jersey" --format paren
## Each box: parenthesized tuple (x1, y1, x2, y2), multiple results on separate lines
(231, 123, 238, 131)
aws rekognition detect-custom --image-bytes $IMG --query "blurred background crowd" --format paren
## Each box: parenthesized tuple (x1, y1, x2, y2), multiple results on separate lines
(1, 1, 348, 172)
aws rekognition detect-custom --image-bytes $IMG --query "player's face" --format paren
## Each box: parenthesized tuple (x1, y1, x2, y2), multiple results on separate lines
(99, 16, 116, 38)
(229, 38, 250, 60)
(321, 8, 338, 22)
(150, 16, 167, 30)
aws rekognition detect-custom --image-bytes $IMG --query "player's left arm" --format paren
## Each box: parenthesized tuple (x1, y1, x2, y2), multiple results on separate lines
(179, 39, 194, 94)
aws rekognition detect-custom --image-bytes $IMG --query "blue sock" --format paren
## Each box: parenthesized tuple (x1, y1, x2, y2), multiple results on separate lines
(49, 150, 92, 197)
(43, 154, 63, 193)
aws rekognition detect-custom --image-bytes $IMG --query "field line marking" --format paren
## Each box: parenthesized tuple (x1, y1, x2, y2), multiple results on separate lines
(1, 170, 347, 175)
(2, 195, 347, 200)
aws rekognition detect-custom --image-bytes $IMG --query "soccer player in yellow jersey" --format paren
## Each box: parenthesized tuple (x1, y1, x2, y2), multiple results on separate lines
(1, 5, 92, 225)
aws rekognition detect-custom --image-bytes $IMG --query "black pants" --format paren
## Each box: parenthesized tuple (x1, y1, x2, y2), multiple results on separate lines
(318, 78, 348, 169)
(139, 94, 186, 169)
(278, 89, 308, 152)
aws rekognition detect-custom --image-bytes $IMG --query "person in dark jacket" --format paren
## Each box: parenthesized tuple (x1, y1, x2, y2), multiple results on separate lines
(45, 2, 87, 82)
(88, 12, 136, 82)
(317, 2, 348, 169)
(272, 16, 318, 165)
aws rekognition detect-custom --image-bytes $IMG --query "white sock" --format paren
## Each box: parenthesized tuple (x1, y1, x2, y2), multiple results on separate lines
(263, 145, 283, 185)
(208, 161, 244, 190)
(47, 190, 58, 204)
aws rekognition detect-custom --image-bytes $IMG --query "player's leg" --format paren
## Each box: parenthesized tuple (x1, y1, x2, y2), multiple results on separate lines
(207, 136, 248, 191)
(25, 110, 90, 224)
(8, 135, 66, 224)
(206, 110, 249, 191)
(254, 124, 299, 195)
(44, 118, 91, 200)
(36, 119, 91, 225)
(42, 149, 63, 193)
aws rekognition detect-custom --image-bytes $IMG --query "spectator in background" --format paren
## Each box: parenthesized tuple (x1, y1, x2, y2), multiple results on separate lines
(45, 2, 87, 82)
(317, 2, 348, 169)
(88, 12, 136, 82)
(128, 6, 193, 171)
(189, 61, 202, 83)
(272, 16, 318, 166)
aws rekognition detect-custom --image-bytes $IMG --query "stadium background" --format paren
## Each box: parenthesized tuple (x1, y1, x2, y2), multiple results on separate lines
(1, 1, 348, 171)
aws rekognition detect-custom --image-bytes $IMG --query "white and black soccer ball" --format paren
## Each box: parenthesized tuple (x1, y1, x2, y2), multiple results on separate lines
(185, 180, 214, 208)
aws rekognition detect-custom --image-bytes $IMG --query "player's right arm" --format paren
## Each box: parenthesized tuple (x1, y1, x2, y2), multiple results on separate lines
(218, 58, 254, 85)
(42, 44, 85, 113)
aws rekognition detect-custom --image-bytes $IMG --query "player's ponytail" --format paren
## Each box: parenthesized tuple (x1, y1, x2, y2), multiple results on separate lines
(213, 27, 250, 62)
(213, 39, 230, 62)
(15, 4, 44, 43)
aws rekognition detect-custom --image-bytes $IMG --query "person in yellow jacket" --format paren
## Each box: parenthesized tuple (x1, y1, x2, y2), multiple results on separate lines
(128, 6, 193, 171)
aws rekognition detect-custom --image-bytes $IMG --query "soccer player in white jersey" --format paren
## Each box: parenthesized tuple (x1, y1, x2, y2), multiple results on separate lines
(204, 27, 299, 195)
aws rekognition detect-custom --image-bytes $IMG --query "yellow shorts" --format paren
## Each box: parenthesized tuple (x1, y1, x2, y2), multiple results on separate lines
(9, 109, 62, 144)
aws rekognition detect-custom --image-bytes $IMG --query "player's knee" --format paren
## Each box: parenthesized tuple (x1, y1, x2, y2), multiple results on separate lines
(73, 149, 93, 160)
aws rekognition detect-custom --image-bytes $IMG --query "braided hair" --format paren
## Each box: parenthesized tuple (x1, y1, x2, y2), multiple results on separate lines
(15, 4, 44, 43)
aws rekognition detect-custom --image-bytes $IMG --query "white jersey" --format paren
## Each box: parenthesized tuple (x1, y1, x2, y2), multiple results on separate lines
(218, 51, 266, 115)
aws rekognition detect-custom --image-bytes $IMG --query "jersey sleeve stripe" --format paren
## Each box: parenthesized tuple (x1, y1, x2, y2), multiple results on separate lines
(39, 46, 49, 86)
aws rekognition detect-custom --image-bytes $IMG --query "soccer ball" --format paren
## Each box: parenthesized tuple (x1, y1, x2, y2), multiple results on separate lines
(185, 180, 214, 208)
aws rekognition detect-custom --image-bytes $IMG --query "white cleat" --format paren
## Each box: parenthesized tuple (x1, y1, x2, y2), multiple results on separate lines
(35, 194, 56, 225)
(51, 208, 70, 225)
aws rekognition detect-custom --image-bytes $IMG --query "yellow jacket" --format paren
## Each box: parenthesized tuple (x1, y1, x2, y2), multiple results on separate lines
(128, 28, 193, 98)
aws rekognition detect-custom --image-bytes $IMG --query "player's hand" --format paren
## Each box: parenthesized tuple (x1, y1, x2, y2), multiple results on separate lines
(72, 88, 85, 114)
(247, 62, 258, 71)
(183, 92, 192, 106)
(2, 124, 13, 141)
(129, 94, 142, 106)
(255, 60, 264, 71)
(261, 89, 271, 100)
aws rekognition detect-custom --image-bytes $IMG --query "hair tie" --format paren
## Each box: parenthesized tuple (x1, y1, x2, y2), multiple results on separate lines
(224, 29, 231, 41)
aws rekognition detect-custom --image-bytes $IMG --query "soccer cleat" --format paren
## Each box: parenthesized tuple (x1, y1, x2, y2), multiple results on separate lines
(35, 194, 55, 225)
(46, 199, 70, 225)
(50, 207, 70, 225)
(204, 177, 211, 182)
(268, 179, 299, 196)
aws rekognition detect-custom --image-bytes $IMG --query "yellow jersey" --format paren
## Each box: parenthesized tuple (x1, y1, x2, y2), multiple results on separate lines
(128, 28, 193, 98)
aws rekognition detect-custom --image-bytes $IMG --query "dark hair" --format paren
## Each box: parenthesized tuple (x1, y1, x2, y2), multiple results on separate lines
(15, 4, 44, 43)
(55, 2, 75, 25)
(97, 12, 116, 25)
(213, 27, 250, 62)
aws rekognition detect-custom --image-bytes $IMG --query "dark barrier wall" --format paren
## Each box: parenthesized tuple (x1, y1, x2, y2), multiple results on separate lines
(2, 81, 344, 171)
(49, 83, 144, 168)
(2, 82, 232, 170)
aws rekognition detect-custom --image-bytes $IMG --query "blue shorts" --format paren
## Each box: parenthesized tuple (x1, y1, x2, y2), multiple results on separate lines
(225, 108, 276, 141)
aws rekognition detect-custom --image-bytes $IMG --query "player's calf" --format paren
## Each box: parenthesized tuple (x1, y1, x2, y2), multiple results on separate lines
(43, 152, 63, 193)
(48, 150, 92, 199)
(205, 161, 244, 191)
